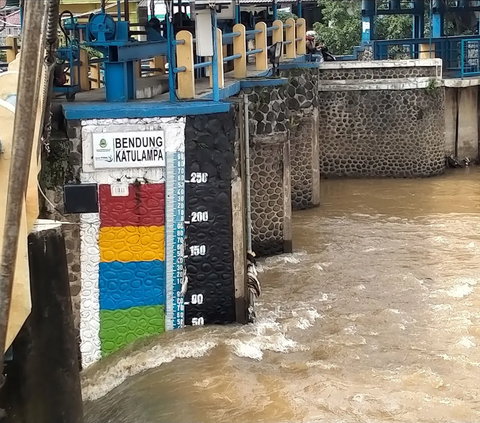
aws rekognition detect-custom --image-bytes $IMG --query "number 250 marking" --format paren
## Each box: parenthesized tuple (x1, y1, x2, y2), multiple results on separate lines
(190, 172, 208, 183)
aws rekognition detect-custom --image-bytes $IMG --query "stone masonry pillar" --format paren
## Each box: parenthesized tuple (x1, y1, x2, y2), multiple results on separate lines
(243, 85, 292, 257)
(282, 67, 321, 210)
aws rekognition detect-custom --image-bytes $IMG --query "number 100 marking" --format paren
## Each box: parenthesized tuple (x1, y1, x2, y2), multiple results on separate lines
(191, 294, 204, 304)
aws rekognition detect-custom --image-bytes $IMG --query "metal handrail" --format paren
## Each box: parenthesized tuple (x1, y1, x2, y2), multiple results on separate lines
(224, 53, 242, 62)
(194, 61, 213, 70)
(223, 31, 241, 39)
(174, 66, 186, 73)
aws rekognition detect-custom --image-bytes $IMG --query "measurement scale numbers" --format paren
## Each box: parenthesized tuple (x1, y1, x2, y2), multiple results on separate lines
(184, 171, 213, 326)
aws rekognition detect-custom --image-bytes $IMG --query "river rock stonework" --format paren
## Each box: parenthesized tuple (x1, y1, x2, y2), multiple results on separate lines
(319, 87, 446, 178)
(319, 65, 437, 81)
(243, 85, 292, 257)
(184, 111, 237, 325)
(281, 67, 320, 210)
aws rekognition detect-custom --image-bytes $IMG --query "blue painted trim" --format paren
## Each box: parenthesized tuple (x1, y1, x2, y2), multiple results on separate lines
(198, 78, 287, 100)
(241, 77, 287, 88)
(63, 100, 232, 120)
(198, 81, 241, 100)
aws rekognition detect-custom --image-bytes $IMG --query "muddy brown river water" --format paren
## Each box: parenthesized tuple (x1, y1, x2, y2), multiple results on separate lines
(83, 167, 480, 423)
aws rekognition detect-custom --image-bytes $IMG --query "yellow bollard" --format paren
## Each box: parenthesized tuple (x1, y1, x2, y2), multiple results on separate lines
(6, 36, 18, 64)
(285, 18, 296, 59)
(296, 18, 306, 55)
(233, 24, 247, 78)
(255, 22, 268, 72)
(176, 30, 195, 99)
(272, 20, 284, 61)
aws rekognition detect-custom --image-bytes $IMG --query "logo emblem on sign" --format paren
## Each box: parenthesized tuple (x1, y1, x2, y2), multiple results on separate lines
(99, 138, 107, 148)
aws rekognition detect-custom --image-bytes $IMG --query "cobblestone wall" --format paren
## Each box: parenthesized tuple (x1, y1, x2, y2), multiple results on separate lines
(184, 111, 237, 325)
(244, 85, 291, 257)
(319, 87, 446, 177)
(281, 67, 320, 210)
(319, 66, 438, 80)
(40, 119, 83, 341)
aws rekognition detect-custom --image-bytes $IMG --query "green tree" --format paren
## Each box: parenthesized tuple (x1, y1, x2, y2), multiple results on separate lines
(313, 0, 361, 55)
(277, 10, 297, 23)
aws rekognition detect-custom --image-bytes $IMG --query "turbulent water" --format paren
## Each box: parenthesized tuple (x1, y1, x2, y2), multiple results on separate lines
(83, 167, 480, 423)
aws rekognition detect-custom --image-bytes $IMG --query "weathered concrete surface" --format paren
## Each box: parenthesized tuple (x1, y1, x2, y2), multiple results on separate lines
(457, 86, 479, 160)
(445, 87, 458, 157)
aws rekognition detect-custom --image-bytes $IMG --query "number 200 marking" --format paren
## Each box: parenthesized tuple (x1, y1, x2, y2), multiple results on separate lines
(191, 211, 208, 222)
(190, 172, 208, 183)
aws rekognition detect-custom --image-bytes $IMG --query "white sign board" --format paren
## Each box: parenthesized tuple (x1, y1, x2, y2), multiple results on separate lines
(110, 181, 130, 197)
(92, 131, 165, 169)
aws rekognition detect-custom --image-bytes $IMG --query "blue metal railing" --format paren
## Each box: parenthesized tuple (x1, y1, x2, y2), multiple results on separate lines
(461, 39, 480, 78)
(373, 35, 480, 78)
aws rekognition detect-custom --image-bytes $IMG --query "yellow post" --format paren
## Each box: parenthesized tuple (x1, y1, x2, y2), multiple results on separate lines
(79, 48, 90, 91)
(233, 23, 247, 78)
(90, 60, 101, 89)
(135, 60, 142, 78)
(0, 101, 31, 353)
(151, 55, 166, 74)
(419, 43, 436, 59)
(272, 19, 284, 61)
(255, 22, 268, 72)
(296, 18, 306, 55)
(6, 36, 18, 64)
(209, 28, 224, 89)
(176, 30, 195, 99)
(285, 18, 296, 59)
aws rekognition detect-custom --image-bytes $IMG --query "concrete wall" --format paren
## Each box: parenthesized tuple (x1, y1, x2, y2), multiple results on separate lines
(443, 86, 479, 161)
(445, 87, 457, 157)
(41, 109, 248, 368)
(457, 86, 479, 160)
(318, 60, 446, 178)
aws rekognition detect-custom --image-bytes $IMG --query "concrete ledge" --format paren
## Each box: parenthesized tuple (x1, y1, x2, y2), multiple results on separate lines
(319, 58, 442, 70)
(444, 77, 480, 88)
(278, 61, 320, 70)
(319, 77, 442, 91)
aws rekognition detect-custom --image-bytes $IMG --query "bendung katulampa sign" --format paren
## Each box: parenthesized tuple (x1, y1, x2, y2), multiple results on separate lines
(92, 131, 165, 169)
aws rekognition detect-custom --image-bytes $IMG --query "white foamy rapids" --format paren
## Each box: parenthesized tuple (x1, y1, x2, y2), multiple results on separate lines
(225, 332, 300, 361)
(81, 339, 217, 402)
(257, 251, 308, 272)
(447, 284, 474, 298)
(456, 336, 476, 349)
